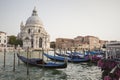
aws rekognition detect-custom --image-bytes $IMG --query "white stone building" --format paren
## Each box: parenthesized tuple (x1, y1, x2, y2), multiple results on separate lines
(0, 31, 7, 51)
(18, 7, 50, 50)
(106, 41, 120, 58)
(106, 41, 120, 49)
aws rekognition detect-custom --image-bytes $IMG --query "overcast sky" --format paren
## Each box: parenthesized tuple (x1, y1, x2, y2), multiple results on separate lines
(0, 0, 120, 41)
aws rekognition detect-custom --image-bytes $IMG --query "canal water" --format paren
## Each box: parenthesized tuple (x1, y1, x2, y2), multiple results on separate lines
(0, 51, 102, 80)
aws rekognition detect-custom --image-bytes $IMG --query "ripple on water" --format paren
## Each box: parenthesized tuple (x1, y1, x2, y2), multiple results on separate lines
(0, 52, 102, 80)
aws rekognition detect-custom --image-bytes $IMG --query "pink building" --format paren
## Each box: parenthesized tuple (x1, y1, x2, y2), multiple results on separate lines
(56, 35, 106, 50)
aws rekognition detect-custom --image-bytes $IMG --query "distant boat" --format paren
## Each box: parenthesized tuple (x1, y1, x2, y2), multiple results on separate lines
(17, 54, 67, 69)
(44, 53, 90, 63)
(55, 52, 87, 59)
(65, 52, 103, 63)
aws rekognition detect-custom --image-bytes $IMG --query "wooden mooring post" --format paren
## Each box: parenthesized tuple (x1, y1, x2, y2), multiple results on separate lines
(54, 48, 56, 63)
(27, 47, 29, 75)
(46, 49, 48, 61)
(30, 49, 32, 59)
(3, 48, 6, 68)
(13, 50, 16, 72)
(18, 49, 20, 66)
(39, 50, 41, 59)
(42, 48, 44, 61)
(42, 48, 45, 68)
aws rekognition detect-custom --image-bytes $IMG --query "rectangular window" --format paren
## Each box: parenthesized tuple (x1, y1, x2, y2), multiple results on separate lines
(0, 40, 1, 43)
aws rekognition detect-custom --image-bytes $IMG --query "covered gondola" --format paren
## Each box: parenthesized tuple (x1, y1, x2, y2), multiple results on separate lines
(55, 52, 88, 59)
(44, 53, 90, 63)
(17, 54, 67, 69)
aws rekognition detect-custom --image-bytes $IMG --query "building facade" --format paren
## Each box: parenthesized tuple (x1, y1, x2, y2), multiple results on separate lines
(56, 36, 106, 50)
(18, 7, 50, 50)
(0, 31, 7, 51)
(106, 41, 120, 58)
(56, 38, 74, 49)
(84, 36, 100, 50)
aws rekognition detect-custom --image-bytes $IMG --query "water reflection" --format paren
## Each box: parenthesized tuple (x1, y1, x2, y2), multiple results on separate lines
(0, 65, 67, 80)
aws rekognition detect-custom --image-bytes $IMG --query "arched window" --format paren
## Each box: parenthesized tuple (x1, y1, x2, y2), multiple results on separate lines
(38, 29, 40, 33)
(4, 40, 6, 43)
(31, 39, 33, 48)
(39, 38, 42, 48)
(28, 29, 30, 34)
(25, 37, 29, 40)
(31, 35, 33, 48)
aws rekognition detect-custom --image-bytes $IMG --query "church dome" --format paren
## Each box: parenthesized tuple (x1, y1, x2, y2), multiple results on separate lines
(26, 16, 43, 26)
(26, 7, 43, 26)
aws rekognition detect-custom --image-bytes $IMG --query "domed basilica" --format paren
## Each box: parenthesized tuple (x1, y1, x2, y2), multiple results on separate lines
(18, 7, 50, 50)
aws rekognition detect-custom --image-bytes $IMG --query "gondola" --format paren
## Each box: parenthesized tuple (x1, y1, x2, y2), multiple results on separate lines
(55, 52, 87, 59)
(55, 53, 69, 57)
(17, 53, 67, 69)
(44, 53, 90, 63)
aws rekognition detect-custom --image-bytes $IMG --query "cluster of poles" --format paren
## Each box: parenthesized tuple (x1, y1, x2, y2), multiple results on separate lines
(3, 46, 120, 79)
(3, 47, 68, 76)
(3, 48, 16, 72)
(2, 47, 46, 75)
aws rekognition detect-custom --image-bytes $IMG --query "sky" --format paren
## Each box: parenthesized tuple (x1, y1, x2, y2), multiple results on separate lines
(0, 0, 120, 41)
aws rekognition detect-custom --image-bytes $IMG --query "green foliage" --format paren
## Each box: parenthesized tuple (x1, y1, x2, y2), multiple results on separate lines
(8, 35, 23, 47)
(16, 39, 23, 47)
(8, 35, 16, 45)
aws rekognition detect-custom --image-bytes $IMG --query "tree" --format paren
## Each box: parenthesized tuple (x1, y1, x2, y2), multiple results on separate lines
(16, 39, 23, 47)
(8, 35, 23, 48)
(8, 35, 17, 45)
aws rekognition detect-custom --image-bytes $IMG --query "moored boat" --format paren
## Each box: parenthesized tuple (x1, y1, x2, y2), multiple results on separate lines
(56, 52, 88, 59)
(17, 53, 67, 69)
(43, 53, 90, 63)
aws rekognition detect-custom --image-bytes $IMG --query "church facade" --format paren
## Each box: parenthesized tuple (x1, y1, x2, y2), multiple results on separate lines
(18, 7, 50, 50)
